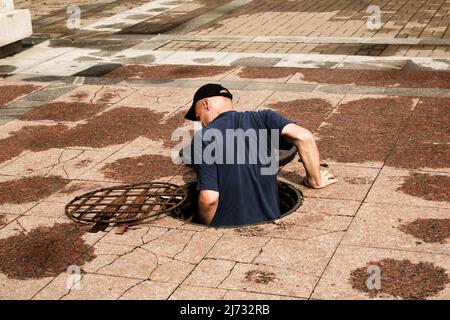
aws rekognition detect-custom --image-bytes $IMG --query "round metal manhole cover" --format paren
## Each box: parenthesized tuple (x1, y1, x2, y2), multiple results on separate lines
(65, 182, 188, 225)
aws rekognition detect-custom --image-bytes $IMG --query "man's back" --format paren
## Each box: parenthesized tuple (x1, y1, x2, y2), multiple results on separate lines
(193, 109, 292, 226)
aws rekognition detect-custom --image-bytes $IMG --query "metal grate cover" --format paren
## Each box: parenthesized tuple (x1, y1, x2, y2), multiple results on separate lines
(65, 182, 188, 225)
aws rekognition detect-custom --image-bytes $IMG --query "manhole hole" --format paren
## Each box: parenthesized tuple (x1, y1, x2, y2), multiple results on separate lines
(173, 180, 303, 226)
(65, 182, 187, 229)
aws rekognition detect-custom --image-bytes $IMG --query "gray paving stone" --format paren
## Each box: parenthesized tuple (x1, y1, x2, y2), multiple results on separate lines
(313, 85, 387, 95)
(336, 60, 406, 71)
(0, 118, 13, 126)
(230, 57, 282, 67)
(3, 100, 43, 109)
(23, 84, 79, 102)
(74, 63, 123, 77)
(81, 77, 125, 85)
(384, 87, 450, 98)
(117, 78, 175, 86)
(402, 59, 450, 72)
(0, 108, 34, 117)
(244, 82, 317, 93)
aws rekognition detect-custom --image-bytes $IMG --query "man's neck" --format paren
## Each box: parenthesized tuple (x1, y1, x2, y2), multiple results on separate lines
(216, 106, 234, 118)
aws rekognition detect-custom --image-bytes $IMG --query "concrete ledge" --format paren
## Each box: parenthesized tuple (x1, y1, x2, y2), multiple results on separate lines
(0, 9, 33, 47)
(0, 40, 22, 58)
(148, 34, 450, 46)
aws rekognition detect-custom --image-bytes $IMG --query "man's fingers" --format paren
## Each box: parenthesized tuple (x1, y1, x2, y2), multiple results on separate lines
(323, 171, 335, 179)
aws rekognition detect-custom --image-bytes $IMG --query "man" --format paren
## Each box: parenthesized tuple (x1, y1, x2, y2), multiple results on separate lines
(184, 83, 337, 226)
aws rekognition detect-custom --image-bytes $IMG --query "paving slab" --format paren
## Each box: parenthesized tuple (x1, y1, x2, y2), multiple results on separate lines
(149, 257, 195, 284)
(223, 290, 302, 300)
(169, 285, 227, 300)
(297, 197, 361, 217)
(342, 203, 450, 255)
(60, 274, 141, 300)
(174, 230, 222, 264)
(223, 66, 297, 83)
(0, 213, 19, 230)
(0, 147, 117, 179)
(0, 214, 103, 245)
(218, 262, 318, 299)
(184, 258, 235, 288)
(279, 163, 380, 201)
(254, 232, 344, 277)
(312, 245, 450, 300)
(365, 168, 450, 209)
(158, 51, 230, 66)
(22, 59, 100, 77)
(97, 248, 158, 279)
(206, 233, 270, 263)
(53, 84, 135, 104)
(118, 280, 178, 300)
(0, 273, 53, 300)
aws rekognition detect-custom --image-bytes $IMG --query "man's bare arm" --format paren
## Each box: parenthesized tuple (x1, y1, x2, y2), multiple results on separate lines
(197, 190, 219, 224)
(281, 123, 337, 188)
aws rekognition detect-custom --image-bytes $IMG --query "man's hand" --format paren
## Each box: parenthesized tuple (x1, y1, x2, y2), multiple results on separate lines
(282, 123, 334, 189)
(304, 169, 338, 189)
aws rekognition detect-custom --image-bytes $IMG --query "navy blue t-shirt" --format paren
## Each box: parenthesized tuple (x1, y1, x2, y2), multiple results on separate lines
(191, 109, 292, 226)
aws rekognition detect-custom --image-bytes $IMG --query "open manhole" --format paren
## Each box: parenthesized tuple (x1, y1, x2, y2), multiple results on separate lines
(66, 180, 302, 231)
(172, 180, 303, 226)
(65, 182, 187, 232)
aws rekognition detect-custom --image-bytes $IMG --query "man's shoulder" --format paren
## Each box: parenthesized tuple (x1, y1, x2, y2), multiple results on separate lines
(202, 110, 275, 132)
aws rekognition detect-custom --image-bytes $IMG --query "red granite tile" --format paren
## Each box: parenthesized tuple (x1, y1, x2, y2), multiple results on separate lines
(19, 102, 109, 122)
(312, 246, 450, 300)
(401, 116, 449, 143)
(387, 142, 449, 170)
(101, 154, 188, 183)
(266, 98, 333, 132)
(105, 64, 235, 80)
(0, 222, 95, 279)
(385, 114, 449, 169)
(396, 172, 450, 202)
(290, 69, 450, 89)
(335, 96, 416, 116)
(414, 97, 450, 119)
(350, 258, 449, 300)
(0, 107, 188, 163)
(317, 114, 404, 164)
(316, 97, 411, 164)
(237, 67, 298, 79)
(0, 146, 26, 164)
(0, 175, 70, 205)
(399, 218, 450, 244)
(0, 84, 42, 107)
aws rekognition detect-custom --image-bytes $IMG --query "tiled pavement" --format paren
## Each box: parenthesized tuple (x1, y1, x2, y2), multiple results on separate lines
(0, 0, 449, 301)
(0, 61, 449, 300)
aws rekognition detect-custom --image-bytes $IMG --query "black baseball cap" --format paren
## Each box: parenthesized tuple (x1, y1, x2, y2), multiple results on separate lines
(185, 83, 233, 121)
